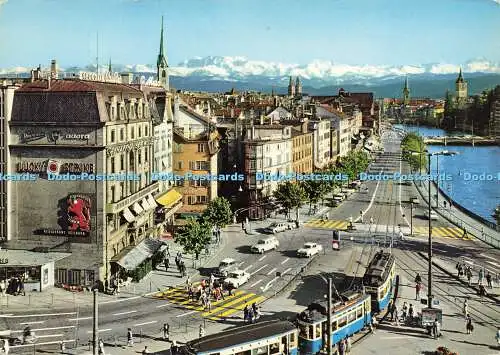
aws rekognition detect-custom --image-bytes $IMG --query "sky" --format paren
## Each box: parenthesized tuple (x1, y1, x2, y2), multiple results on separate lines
(0, 0, 499, 69)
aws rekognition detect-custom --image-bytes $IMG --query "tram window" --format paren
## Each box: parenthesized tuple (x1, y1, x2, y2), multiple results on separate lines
(356, 307, 363, 319)
(315, 323, 322, 338)
(289, 332, 295, 344)
(338, 317, 347, 328)
(308, 325, 314, 339)
(235, 351, 251, 355)
(348, 311, 356, 322)
(332, 321, 338, 331)
(270, 343, 280, 354)
(253, 346, 268, 355)
(299, 324, 308, 338)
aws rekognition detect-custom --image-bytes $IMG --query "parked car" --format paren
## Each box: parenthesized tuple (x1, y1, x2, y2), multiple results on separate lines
(264, 222, 295, 234)
(332, 194, 345, 202)
(214, 258, 238, 278)
(251, 237, 279, 254)
(223, 270, 251, 288)
(424, 210, 438, 220)
(297, 242, 323, 258)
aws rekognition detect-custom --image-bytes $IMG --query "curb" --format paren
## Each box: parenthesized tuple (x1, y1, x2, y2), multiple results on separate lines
(416, 251, 500, 304)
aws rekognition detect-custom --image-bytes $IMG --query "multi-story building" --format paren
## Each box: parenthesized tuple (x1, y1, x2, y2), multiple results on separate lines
(243, 124, 292, 219)
(172, 98, 219, 216)
(491, 85, 500, 138)
(455, 68, 468, 108)
(329, 111, 351, 157)
(308, 118, 330, 170)
(291, 122, 313, 174)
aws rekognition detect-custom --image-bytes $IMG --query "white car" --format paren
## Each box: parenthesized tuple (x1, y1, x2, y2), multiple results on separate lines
(251, 237, 279, 254)
(297, 242, 323, 258)
(223, 270, 250, 288)
(424, 210, 438, 220)
(264, 222, 295, 234)
(214, 258, 238, 278)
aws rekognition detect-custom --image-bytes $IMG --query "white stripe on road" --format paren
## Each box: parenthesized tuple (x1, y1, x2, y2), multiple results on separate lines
(481, 254, 497, 261)
(176, 310, 197, 318)
(243, 265, 252, 272)
(68, 317, 92, 321)
(36, 334, 63, 338)
(380, 336, 408, 340)
(281, 258, 289, 265)
(267, 268, 277, 276)
(112, 310, 137, 316)
(258, 255, 267, 261)
(238, 261, 245, 266)
(87, 329, 112, 333)
(282, 267, 292, 276)
(1, 312, 76, 318)
(134, 321, 157, 327)
(250, 264, 268, 276)
(19, 321, 45, 325)
(486, 261, 500, 268)
(12, 326, 75, 333)
(11, 339, 75, 349)
(250, 280, 263, 288)
(100, 295, 141, 304)
(156, 303, 171, 308)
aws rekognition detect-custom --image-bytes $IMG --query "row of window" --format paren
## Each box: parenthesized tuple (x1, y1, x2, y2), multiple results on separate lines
(293, 135, 312, 147)
(174, 160, 210, 171)
(108, 173, 151, 203)
(109, 124, 150, 143)
(56, 268, 95, 286)
(293, 149, 312, 161)
(186, 195, 208, 205)
(107, 100, 150, 122)
(109, 150, 150, 173)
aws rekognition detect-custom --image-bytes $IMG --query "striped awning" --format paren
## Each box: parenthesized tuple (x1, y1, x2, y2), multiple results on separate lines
(147, 194, 158, 209)
(132, 202, 144, 215)
(122, 207, 136, 223)
(140, 198, 150, 211)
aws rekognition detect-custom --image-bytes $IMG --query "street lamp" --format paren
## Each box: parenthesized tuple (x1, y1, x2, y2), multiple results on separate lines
(406, 149, 458, 309)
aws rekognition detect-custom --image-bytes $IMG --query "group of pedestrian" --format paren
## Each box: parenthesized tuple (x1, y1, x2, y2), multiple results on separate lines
(212, 226, 222, 243)
(243, 303, 262, 323)
(337, 336, 352, 354)
(174, 252, 186, 278)
(0, 276, 26, 296)
(456, 262, 495, 297)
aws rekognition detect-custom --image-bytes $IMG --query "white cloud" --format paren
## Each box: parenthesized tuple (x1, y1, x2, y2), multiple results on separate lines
(493, 0, 500, 4)
(0, 0, 8, 8)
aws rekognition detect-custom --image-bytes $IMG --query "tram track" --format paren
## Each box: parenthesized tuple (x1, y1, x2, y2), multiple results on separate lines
(394, 248, 500, 328)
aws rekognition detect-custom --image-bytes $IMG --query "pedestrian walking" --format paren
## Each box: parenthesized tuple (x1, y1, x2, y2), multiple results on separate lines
(462, 227, 468, 238)
(346, 336, 352, 353)
(415, 283, 421, 300)
(142, 346, 149, 354)
(165, 244, 170, 258)
(496, 328, 500, 347)
(243, 305, 249, 323)
(164, 258, 169, 272)
(338, 338, 346, 355)
(467, 268, 472, 285)
(408, 304, 414, 322)
(486, 272, 492, 288)
(457, 263, 463, 278)
(369, 216, 374, 225)
(98, 339, 105, 355)
(466, 315, 473, 334)
(479, 268, 484, 285)
(402, 302, 408, 321)
(360, 210, 364, 223)
(479, 284, 487, 299)
(162, 323, 170, 341)
(60, 341, 65, 354)
(127, 328, 134, 347)
(2, 339, 9, 355)
(206, 297, 212, 311)
(199, 324, 205, 338)
(171, 340, 178, 355)
(434, 320, 441, 338)
(415, 273, 422, 284)
(390, 303, 397, 322)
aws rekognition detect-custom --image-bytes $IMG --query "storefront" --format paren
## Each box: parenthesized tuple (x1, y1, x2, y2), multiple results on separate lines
(155, 189, 183, 231)
(0, 249, 70, 292)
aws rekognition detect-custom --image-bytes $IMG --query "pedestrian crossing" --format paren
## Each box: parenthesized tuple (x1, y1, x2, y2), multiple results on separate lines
(413, 226, 473, 240)
(153, 282, 266, 321)
(305, 219, 349, 230)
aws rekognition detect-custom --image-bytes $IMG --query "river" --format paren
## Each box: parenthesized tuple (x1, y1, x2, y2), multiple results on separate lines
(393, 124, 500, 224)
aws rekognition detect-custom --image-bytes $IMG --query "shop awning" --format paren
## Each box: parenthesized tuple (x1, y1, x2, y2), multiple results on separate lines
(132, 202, 144, 215)
(122, 207, 136, 223)
(140, 198, 150, 211)
(147, 194, 158, 209)
(110, 238, 164, 271)
(156, 189, 182, 208)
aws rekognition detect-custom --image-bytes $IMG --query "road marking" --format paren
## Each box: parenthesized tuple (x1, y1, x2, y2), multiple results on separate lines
(281, 258, 289, 265)
(243, 265, 252, 272)
(202, 293, 256, 317)
(176, 310, 198, 318)
(238, 261, 245, 266)
(100, 295, 141, 304)
(68, 317, 92, 321)
(36, 334, 63, 338)
(0, 312, 76, 318)
(19, 321, 45, 325)
(156, 303, 171, 308)
(112, 310, 137, 316)
(481, 254, 497, 261)
(267, 267, 277, 276)
(486, 260, 500, 268)
(12, 326, 75, 333)
(134, 321, 157, 326)
(282, 267, 292, 276)
(250, 280, 263, 288)
(258, 255, 267, 261)
(11, 339, 75, 348)
(261, 276, 279, 292)
(380, 336, 408, 340)
(250, 264, 268, 276)
(87, 329, 111, 333)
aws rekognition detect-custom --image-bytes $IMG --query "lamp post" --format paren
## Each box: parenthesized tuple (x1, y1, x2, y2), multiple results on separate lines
(406, 149, 458, 309)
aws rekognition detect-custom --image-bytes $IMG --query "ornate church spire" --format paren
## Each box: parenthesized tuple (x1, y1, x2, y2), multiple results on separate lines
(157, 16, 169, 89)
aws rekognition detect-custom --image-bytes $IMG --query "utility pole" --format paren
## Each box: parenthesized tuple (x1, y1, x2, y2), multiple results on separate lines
(427, 155, 433, 310)
(327, 278, 332, 355)
(93, 289, 98, 355)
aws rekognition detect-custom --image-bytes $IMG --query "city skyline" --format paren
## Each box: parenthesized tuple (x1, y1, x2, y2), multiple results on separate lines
(0, 0, 499, 71)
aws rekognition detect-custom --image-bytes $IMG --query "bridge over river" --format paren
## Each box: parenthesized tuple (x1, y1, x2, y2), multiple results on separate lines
(424, 136, 499, 146)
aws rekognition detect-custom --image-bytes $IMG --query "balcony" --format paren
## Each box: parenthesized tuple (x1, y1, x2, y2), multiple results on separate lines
(106, 181, 159, 214)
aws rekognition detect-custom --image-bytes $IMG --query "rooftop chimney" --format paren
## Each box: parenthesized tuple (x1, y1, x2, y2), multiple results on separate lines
(50, 59, 58, 79)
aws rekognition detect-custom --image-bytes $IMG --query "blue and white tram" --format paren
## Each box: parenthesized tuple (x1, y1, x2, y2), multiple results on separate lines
(297, 291, 372, 355)
(363, 250, 396, 312)
(179, 320, 299, 355)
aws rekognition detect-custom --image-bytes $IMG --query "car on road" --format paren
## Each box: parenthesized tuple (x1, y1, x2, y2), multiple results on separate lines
(424, 210, 438, 220)
(332, 194, 346, 202)
(297, 242, 323, 258)
(251, 236, 279, 254)
(214, 258, 238, 278)
(223, 270, 251, 288)
(264, 222, 296, 234)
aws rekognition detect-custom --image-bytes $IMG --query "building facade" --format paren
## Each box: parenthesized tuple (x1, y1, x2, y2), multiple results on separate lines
(291, 123, 313, 174)
(309, 119, 331, 170)
(455, 68, 468, 108)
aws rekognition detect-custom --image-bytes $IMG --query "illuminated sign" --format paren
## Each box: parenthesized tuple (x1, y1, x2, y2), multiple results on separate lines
(16, 160, 94, 174)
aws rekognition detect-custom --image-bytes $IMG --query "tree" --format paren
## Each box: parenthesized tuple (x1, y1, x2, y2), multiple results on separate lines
(302, 179, 330, 212)
(401, 132, 427, 172)
(273, 181, 307, 220)
(202, 197, 233, 228)
(174, 217, 211, 262)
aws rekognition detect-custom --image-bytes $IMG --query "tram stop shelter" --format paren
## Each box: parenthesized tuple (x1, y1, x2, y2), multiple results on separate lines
(0, 249, 71, 292)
